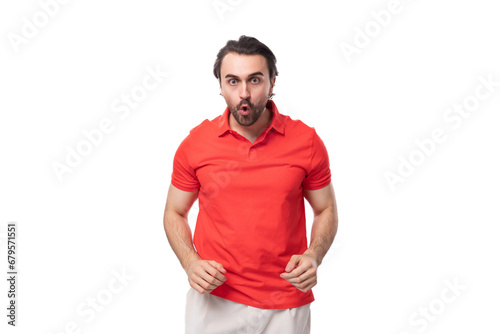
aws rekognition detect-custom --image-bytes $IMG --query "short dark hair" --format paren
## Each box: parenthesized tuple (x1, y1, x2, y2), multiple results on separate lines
(213, 35, 278, 85)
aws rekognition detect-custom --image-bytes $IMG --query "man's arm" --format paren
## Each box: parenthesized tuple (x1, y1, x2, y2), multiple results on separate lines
(163, 184, 227, 294)
(281, 183, 338, 292)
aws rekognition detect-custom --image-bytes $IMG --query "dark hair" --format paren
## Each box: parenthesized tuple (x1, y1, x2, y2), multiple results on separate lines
(213, 35, 278, 85)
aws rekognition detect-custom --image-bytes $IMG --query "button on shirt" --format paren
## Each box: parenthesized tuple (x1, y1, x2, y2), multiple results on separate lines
(171, 100, 331, 309)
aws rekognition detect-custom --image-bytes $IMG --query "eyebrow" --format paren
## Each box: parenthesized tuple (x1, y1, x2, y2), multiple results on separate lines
(224, 71, 265, 79)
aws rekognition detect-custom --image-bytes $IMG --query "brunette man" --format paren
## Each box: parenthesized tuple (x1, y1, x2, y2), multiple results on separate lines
(164, 35, 338, 334)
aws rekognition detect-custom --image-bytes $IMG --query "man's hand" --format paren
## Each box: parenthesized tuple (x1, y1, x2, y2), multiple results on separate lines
(280, 183, 338, 293)
(185, 256, 227, 294)
(280, 252, 318, 293)
(164, 185, 227, 295)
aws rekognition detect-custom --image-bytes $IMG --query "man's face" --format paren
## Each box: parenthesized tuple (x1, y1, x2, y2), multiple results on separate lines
(220, 52, 275, 127)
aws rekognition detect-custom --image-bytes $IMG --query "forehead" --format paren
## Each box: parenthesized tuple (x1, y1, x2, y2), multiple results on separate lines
(220, 52, 269, 78)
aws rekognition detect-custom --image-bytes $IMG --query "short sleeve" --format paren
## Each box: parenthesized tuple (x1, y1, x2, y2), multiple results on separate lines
(302, 130, 331, 190)
(171, 136, 200, 192)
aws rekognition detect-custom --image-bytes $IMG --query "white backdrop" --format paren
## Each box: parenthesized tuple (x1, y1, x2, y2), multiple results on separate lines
(1, 0, 499, 333)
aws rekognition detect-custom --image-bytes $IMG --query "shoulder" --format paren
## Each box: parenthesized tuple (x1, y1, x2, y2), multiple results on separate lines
(179, 118, 214, 143)
(175, 116, 224, 157)
(188, 119, 213, 136)
(189, 112, 228, 136)
(281, 114, 319, 140)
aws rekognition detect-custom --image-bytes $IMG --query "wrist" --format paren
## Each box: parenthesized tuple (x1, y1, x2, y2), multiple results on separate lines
(182, 252, 201, 271)
(303, 248, 322, 266)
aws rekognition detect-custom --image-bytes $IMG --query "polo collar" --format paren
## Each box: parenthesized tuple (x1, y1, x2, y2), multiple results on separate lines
(217, 100, 285, 137)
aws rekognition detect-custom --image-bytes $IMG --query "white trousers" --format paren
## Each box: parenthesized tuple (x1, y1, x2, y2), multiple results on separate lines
(185, 288, 311, 334)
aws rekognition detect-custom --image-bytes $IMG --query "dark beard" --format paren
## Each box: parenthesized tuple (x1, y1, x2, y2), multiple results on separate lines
(229, 99, 267, 127)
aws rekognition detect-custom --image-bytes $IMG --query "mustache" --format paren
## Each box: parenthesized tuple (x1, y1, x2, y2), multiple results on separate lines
(238, 100, 253, 109)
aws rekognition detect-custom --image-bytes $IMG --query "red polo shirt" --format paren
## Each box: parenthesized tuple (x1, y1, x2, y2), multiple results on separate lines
(171, 100, 331, 309)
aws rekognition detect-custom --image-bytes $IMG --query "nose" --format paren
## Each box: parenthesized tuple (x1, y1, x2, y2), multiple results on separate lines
(239, 82, 250, 100)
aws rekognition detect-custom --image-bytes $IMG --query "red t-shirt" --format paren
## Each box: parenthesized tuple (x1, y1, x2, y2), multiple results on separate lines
(171, 100, 331, 309)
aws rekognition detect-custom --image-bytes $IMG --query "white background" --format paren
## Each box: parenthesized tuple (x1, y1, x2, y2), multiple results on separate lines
(1, 0, 499, 333)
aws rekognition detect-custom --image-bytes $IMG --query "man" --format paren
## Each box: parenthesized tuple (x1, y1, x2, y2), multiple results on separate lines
(164, 35, 338, 334)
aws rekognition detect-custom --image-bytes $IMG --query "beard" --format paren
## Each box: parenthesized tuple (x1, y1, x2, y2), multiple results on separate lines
(228, 98, 268, 127)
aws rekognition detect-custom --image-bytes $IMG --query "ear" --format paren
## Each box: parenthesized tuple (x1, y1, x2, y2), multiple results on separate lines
(269, 76, 276, 94)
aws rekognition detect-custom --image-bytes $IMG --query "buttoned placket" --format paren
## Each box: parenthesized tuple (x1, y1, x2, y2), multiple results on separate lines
(229, 127, 275, 162)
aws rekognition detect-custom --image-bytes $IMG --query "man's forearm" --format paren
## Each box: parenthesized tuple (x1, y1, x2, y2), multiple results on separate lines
(304, 205, 338, 266)
(164, 210, 200, 270)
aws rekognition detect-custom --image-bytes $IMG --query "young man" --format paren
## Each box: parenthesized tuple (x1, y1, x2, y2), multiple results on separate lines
(164, 35, 338, 334)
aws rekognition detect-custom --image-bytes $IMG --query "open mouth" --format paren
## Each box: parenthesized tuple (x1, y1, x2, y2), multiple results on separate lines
(239, 104, 250, 115)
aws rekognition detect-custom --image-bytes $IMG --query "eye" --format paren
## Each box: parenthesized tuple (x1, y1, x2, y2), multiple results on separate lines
(229, 79, 238, 85)
(250, 77, 260, 84)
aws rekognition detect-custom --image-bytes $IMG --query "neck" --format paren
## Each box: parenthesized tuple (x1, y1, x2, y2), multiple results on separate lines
(229, 108, 272, 143)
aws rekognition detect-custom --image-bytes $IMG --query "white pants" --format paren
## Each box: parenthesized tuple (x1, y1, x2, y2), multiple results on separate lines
(185, 288, 311, 334)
